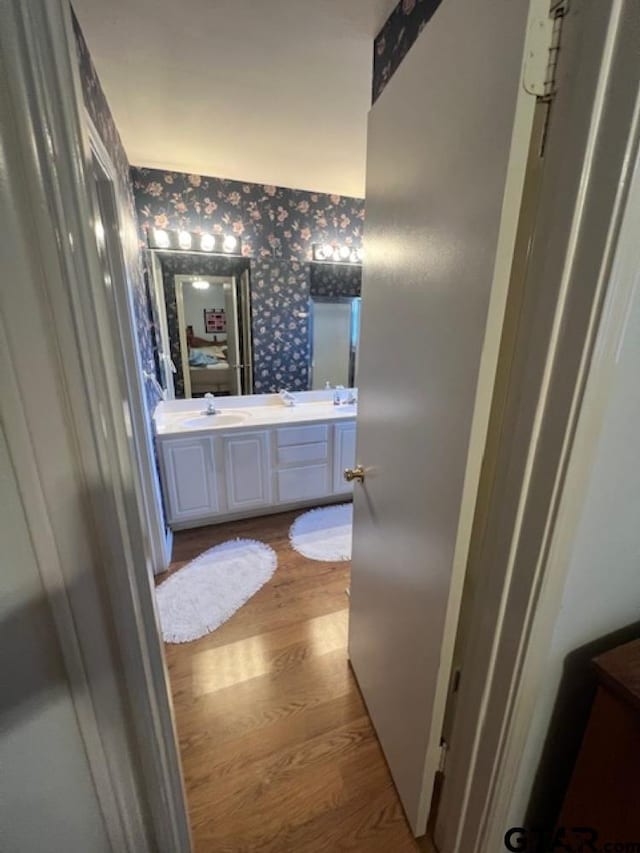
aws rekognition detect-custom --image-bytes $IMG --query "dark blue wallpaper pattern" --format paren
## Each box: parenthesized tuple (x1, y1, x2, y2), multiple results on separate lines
(310, 263, 362, 298)
(72, 13, 161, 411)
(373, 0, 443, 103)
(131, 168, 365, 393)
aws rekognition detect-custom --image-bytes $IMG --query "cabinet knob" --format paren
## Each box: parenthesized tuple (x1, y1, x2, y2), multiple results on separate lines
(344, 465, 365, 483)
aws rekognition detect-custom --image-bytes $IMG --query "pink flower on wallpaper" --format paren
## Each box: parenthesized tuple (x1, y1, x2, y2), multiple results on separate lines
(277, 208, 288, 223)
(212, 223, 223, 234)
(330, 194, 341, 205)
(340, 215, 351, 229)
(249, 208, 262, 221)
(154, 213, 169, 228)
(147, 181, 163, 197)
(242, 244, 251, 256)
(164, 174, 174, 184)
(228, 191, 241, 206)
(174, 201, 187, 214)
(376, 36, 386, 55)
(264, 185, 277, 196)
(243, 185, 252, 193)
(204, 201, 217, 215)
(284, 230, 292, 239)
(297, 200, 310, 214)
(402, 0, 416, 13)
(188, 174, 202, 187)
(316, 216, 327, 228)
(232, 220, 245, 235)
(300, 227, 311, 241)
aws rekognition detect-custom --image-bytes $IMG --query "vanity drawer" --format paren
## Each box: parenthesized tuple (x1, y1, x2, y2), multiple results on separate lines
(276, 424, 328, 447)
(276, 441, 328, 467)
(277, 464, 330, 503)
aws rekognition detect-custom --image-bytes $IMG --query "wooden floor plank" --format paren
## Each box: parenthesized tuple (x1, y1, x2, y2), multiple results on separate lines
(160, 510, 436, 852)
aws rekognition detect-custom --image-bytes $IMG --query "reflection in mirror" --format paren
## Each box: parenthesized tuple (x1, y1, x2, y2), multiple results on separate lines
(310, 297, 361, 389)
(149, 251, 253, 398)
(308, 261, 362, 390)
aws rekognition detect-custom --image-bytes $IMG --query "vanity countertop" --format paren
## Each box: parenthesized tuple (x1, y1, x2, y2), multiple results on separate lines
(154, 389, 357, 438)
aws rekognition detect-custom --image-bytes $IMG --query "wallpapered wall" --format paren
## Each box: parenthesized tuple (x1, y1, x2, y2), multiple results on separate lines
(310, 263, 362, 299)
(131, 168, 365, 392)
(72, 13, 160, 410)
(373, 0, 443, 103)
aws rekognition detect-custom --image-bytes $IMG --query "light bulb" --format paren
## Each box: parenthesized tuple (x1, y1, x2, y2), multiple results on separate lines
(339, 245, 350, 260)
(178, 230, 192, 250)
(322, 244, 334, 260)
(333, 248, 341, 262)
(223, 235, 238, 252)
(200, 233, 215, 251)
(314, 245, 325, 260)
(153, 228, 170, 248)
(192, 279, 210, 290)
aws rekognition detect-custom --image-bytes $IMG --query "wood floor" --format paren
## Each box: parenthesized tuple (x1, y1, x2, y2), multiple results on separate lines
(161, 510, 436, 853)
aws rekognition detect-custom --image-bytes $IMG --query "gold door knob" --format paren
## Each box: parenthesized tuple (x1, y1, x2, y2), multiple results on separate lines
(344, 465, 365, 483)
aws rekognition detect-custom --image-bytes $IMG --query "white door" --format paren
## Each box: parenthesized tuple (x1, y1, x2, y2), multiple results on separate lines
(348, 0, 536, 836)
(223, 431, 271, 511)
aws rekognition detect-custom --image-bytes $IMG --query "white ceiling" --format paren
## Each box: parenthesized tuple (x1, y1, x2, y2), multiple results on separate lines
(72, 0, 398, 197)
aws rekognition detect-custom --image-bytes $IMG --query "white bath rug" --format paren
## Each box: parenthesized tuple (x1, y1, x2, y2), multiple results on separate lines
(156, 538, 277, 643)
(289, 503, 353, 562)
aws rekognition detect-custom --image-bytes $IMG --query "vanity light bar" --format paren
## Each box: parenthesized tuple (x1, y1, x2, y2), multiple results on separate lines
(148, 227, 242, 256)
(312, 243, 363, 265)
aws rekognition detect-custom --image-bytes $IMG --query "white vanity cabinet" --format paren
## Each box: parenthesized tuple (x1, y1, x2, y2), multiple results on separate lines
(222, 430, 271, 511)
(160, 435, 219, 523)
(333, 422, 357, 495)
(157, 415, 357, 529)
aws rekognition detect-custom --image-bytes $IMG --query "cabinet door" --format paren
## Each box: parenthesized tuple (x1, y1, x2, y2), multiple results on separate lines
(333, 422, 357, 494)
(223, 430, 271, 511)
(161, 436, 218, 523)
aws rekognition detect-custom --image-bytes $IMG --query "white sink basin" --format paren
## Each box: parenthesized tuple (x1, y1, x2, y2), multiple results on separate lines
(179, 411, 251, 429)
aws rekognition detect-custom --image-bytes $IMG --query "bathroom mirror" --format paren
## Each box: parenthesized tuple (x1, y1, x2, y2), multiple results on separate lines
(148, 251, 253, 398)
(309, 296, 361, 389)
(308, 261, 362, 390)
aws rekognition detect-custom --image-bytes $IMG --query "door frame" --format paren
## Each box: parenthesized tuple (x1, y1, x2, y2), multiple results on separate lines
(435, 1, 640, 850)
(86, 112, 171, 575)
(0, 1, 191, 850)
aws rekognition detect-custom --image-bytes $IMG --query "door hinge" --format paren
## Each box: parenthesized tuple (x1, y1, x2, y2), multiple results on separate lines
(438, 739, 449, 774)
(523, 0, 568, 101)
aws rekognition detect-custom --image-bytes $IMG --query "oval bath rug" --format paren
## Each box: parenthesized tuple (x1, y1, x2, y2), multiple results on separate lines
(289, 503, 353, 562)
(155, 538, 277, 643)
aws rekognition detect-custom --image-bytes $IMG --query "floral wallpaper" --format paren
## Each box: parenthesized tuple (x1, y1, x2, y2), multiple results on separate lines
(310, 263, 362, 299)
(72, 13, 160, 411)
(158, 253, 249, 397)
(130, 167, 365, 392)
(373, 0, 443, 103)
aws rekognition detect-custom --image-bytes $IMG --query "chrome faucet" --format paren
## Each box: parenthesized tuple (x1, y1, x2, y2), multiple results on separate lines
(279, 389, 296, 407)
(203, 393, 218, 415)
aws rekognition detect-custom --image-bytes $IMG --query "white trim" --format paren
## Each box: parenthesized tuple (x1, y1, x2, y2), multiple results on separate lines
(84, 110, 169, 577)
(433, 1, 640, 850)
(483, 10, 640, 844)
(0, 2, 191, 849)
